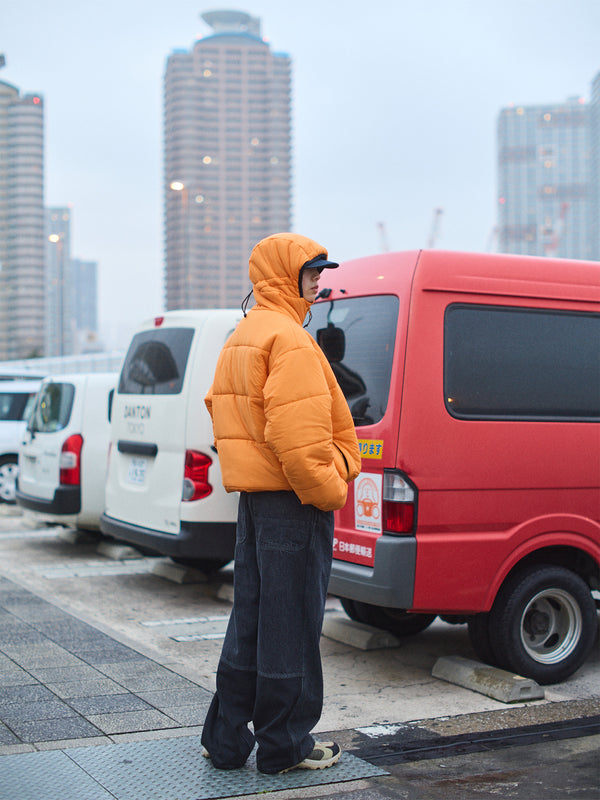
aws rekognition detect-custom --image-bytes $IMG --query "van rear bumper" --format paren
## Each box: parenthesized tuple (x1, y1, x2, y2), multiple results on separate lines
(16, 485, 81, 515)
(328, 534, 417, 608)
(99, 513, 236, 561)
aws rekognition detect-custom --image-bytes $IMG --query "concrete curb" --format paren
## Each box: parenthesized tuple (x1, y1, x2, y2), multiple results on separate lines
(432, 655, 545, 703)
(151, 560, 208, 584)
(322, 613, 401, 650)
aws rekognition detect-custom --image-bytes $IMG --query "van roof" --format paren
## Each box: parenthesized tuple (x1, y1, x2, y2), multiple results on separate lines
(139, 308, 242, 329)
(0, 380, 41, 393)
(320, 250, 600, 305)
(39, 372, 118, 385)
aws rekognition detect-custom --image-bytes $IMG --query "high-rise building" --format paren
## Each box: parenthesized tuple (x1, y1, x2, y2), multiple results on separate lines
(45, 207, 100, 356)
(0, 67, 45, 359)
(497, 88, 597, 261)
(45, 207, 73, 357)
(71, 257, 100, 353)
(163, 10, 292, 310)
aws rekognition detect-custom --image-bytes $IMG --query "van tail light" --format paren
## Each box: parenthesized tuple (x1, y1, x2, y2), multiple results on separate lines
(382, 470, 416, 534)
(60, 434, 83, 486)
(182, 450, 213, 501)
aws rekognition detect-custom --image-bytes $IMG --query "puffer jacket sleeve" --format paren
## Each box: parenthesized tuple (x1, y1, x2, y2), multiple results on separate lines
(263, 332, 351, 511)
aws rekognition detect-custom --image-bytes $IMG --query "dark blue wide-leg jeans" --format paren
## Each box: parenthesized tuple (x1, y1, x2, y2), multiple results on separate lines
(201, 490, 335, 774)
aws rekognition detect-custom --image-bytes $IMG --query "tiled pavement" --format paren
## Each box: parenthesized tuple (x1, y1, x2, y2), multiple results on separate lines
(0, 575, 387, 798)
(0, 575, 213, 748)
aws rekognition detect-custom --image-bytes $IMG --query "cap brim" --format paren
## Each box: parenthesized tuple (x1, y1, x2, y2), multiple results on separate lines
(307, 256, 339, 270)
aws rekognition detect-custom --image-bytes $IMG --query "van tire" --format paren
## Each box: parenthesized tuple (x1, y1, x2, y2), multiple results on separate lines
(467, 613, 498, 666)
(340, 598, 436, 636)
(0, 456, 18, 504)
(487, 565, 598, 685)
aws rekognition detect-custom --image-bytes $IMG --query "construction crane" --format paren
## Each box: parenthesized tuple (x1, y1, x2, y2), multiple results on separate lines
(486, 226, 498, 253)
(377, 221, 390, 253)
(427, 207, 443, 248)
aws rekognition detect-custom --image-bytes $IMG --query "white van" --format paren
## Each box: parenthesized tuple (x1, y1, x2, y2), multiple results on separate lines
(0, 379, 41, 503)
(16, 372, 117, 530)
(100, 309, 243, 571)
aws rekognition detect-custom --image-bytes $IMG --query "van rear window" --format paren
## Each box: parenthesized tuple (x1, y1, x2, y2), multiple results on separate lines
(28, 383, 75, 433)
(444, 305, 600, 420)
(307, 295, 398, 425)
(119, 328, 194, 395)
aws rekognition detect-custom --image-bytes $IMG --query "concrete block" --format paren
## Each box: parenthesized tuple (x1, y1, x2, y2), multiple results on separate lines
(217, 583, 235, 603)
(322, 613, 400, 650)
(0, 505, 23, 517)
(58, 528, 96, 545)
(96, 541, 143, 560)
(152, 560, 208, 584)
(432, 655, 545, 703)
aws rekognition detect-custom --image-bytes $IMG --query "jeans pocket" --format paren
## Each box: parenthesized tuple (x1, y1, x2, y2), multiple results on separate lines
(257, 516, 312, 552)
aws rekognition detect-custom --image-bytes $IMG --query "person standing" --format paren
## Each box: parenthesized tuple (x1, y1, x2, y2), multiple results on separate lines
(201, 232, 361, 775)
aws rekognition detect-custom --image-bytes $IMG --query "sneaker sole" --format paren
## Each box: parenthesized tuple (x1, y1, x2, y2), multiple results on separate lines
(279, 749, 342, 773)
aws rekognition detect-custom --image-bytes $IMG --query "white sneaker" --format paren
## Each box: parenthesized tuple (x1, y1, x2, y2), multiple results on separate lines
(279, 742, 342, 773)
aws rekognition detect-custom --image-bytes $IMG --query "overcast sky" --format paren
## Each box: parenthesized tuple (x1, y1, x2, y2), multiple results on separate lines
(3, 0, 599, 349)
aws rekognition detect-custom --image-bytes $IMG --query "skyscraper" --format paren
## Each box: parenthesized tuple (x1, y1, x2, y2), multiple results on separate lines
(497, 90, 597, 261)
(0, 66, 44, 359)
(71, 257, 100, 353)
(163, 10, 292, 310)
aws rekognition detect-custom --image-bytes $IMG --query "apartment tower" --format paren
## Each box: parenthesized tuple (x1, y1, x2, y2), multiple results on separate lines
(497, 87, 598, 261)
(0, 67, 45, 359)
(163, 10, 292, 310)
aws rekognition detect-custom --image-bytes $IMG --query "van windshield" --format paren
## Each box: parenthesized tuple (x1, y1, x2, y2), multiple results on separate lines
(119, 328, 194, 395)
(28, 383, 75, 433)
(307, 295, 398, 425)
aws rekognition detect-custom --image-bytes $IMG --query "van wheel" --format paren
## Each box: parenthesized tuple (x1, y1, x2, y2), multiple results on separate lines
(172, 557, 230, 574)
(467, 613, 497, 665)
(340, 598, 436, 636)
(487, 565, 598, 685)
(0, 456, 18, 504)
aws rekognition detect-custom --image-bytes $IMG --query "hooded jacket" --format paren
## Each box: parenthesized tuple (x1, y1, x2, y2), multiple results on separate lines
(205, 232, 361, 512)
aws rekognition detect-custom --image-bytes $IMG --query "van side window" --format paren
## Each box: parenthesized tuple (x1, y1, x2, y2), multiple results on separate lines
(0, 392, 30, 421)
(118, 328, 195, 395)
(307, 295, 398, 425)
(28, 383, 75, 433)
(444, 305, 600, 420)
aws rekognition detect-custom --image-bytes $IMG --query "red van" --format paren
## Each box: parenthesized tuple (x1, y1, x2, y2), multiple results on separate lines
(307, 250, 599, 684)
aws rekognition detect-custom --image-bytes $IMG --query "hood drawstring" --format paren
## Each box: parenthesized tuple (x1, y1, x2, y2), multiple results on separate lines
(241, 290, 253, 317)
(303, 307, 312, 328)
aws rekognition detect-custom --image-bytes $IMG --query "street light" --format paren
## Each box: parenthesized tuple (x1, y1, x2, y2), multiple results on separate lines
(169, 181, 207, 308)
(48, 232, 66, 355)
(169, 181, 190, 308)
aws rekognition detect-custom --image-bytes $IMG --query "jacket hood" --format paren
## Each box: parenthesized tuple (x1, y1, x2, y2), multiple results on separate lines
(249, 232, 330, 324)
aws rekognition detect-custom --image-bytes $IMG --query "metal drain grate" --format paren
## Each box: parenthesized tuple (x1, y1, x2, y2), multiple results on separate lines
(0, 736, 388, 800)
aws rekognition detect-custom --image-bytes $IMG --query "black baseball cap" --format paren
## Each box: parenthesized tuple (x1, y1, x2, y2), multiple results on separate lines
(302, 253, 339, 271)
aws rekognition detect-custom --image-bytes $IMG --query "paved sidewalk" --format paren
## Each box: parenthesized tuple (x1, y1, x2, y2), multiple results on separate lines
(0, 574, 387, 799)
(0, 575, 212, 749)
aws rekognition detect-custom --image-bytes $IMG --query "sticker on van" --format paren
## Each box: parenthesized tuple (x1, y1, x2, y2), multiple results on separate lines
(357, 439, 383, 459)
(354, 472, 382, 533)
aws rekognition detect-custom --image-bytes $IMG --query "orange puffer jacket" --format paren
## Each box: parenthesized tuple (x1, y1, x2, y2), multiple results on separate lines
(205, 232, 361, 511)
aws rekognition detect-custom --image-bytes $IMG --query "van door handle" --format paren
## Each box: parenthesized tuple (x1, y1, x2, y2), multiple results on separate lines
(117, 440, 158, 457)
